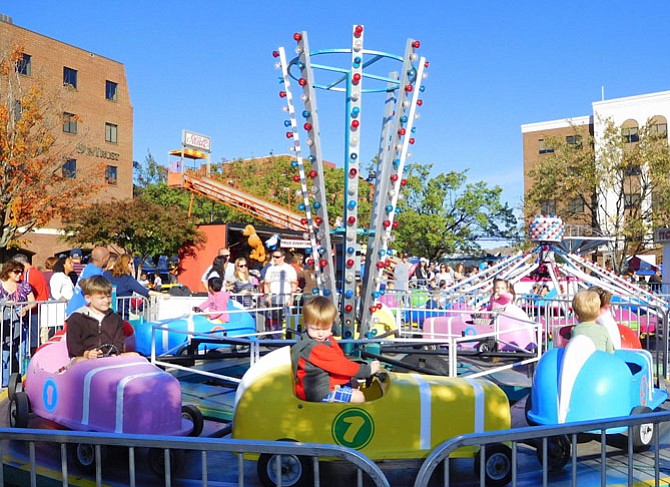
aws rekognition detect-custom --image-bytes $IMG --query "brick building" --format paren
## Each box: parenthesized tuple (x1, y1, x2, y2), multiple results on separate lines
(0, 14, 133, 266)
(522, 91, 670, 228)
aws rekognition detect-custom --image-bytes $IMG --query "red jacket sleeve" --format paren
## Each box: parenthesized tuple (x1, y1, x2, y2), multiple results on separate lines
(308, 338, 370, 379)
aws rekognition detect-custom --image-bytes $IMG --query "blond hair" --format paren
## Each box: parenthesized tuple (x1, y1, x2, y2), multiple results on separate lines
(303, 296, 337, 329)
(572, 290, 601, 322)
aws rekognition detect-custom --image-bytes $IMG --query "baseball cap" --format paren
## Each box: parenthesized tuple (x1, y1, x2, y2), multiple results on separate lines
(70, 248, 82, 258)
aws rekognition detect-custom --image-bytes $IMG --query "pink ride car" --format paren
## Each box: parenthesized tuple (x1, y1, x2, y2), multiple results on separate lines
(7, 334, 203, 476)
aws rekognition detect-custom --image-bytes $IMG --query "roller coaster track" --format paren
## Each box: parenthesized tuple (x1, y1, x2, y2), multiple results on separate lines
(167, 170, 308, 232)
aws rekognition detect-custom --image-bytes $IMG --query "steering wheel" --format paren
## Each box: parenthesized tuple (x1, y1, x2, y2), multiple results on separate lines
(365, 370, 389, 389)
(98, 343, 119, 357)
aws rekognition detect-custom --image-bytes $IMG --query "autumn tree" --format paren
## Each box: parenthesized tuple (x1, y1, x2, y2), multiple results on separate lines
(0, 45, 104, 259)
(393, 163, 518, 261)
(525, 118, 670, 271)
(62, 197, 204, 277)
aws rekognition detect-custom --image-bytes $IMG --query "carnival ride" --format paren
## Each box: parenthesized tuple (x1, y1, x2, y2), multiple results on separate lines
(232, 346, 514, 487)
(527, 335, 668, 458)
(7, 333, 203, 476)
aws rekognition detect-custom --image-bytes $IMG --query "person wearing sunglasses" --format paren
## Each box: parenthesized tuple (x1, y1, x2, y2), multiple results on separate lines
(229, 258, 256, 308)
(200, 247, 233, 292)
(0, 260, 36, 382)
(262, 249, 298, 334)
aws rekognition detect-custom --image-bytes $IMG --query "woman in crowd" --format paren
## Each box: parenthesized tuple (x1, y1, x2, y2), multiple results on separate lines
(103, 254, 163, 320)
(0, 260, 35, 378)
(229, 257, 256, 307)
(50, 256, 75, 301)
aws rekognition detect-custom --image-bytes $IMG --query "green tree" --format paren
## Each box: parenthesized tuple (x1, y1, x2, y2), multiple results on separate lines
(62, 197, 204, 276)
(393, 163, 517, 261)
(525, 118, 670, 271)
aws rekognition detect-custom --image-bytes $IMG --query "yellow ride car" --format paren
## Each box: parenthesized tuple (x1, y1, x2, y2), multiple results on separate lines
(232, 346, 512, 486)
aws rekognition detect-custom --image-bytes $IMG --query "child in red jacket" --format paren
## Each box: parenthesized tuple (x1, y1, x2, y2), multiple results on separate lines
(291, 296, 380, 402)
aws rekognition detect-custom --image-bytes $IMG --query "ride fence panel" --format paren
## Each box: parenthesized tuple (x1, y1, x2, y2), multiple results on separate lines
(0, 428, 390, 487)
(413, 410, 670, 487)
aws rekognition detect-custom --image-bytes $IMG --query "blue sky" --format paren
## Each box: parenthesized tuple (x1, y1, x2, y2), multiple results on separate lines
(5, 1, 670, 212)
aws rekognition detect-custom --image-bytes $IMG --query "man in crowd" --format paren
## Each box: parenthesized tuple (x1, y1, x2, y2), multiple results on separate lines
(262, 249, 297, 333)
(65, 246, 111, 318)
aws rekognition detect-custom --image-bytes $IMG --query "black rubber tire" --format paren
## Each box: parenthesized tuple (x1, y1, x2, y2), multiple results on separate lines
(7, 372, 22, 401)
(148, 447, 186, 479)
(69, 443, 107, 474)
(474, 443, 512, 487)
(8, 391, 30, 428)
(536, 435, 571, 471)
(631, 406, 654, 452)
(182, 404, 204, 437)
(257, 452, 313, 487)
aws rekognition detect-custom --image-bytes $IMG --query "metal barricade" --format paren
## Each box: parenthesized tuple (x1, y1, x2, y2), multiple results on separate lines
(0, 428, 390, 487)
(414, 410, 670, 487)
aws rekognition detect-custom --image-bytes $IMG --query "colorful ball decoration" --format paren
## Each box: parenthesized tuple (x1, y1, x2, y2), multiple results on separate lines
(529, 216, 565, 242)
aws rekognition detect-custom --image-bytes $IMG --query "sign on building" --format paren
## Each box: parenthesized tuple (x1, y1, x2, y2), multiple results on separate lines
(182, 130, 211, 153)
(654, 228, 670, 243)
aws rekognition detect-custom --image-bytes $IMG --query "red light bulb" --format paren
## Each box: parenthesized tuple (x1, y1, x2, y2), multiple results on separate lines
(299, 78, 307, 86)
(346, 259, 354, 267)
(308, 170, 317, 178)
(293, 33, 302, 41)
(293, 175, 300, 182)
(354, 25, 364, 36)
(351, 119, 360, 128)
(404, 85, 413, 92)
(390, 174, 399, 182)
(352, 73, 361, 84)
(376, 262, 384, 269)
(345, 304, 353, 313)
(383, 220, 391, 228)
(369, 306, 376, 313)
(398, 128, 406, 136)
(417, 99, 423, 106)
(347, 216, 356, 225)
(409, 138, 415, 145)
(279, 91, 287, 98)
(306, 258, 314, 266)
(400, 179, 407, 186)
(392, 221, 399, 229)
(376, 303, 383, 310)
(303, 123, 312, 131)
(285, 131, 293, 139)
(319, 259, 328, 268)
(315, 217, 323, 225)
(424, 61, 430, 68)
(349, 168, 358, 177)
(412, 40, 421, 49)
(272, 51, 280, 58)
(300, 218, 308, 225)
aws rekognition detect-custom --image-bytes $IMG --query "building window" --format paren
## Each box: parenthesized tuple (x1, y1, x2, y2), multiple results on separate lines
(105, 122, 118, 143)
(106, 80, 118, 101)
(622, 126, 639, 143)
(105, 165, 118, 185)
(651, 122, 667, 138)
(63, 67, 77, 88)
(540, 200, 556, 215)
(16, 53, 31, 76)
(624, 193, 641, 209)
(568, 198, 584, 214)
(623, 165, 642, 176)
(565, 135, 582, 147)
(538, 139, 554, 154)
(63, 112, 77, 134)
(63, 159, 77, 179)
